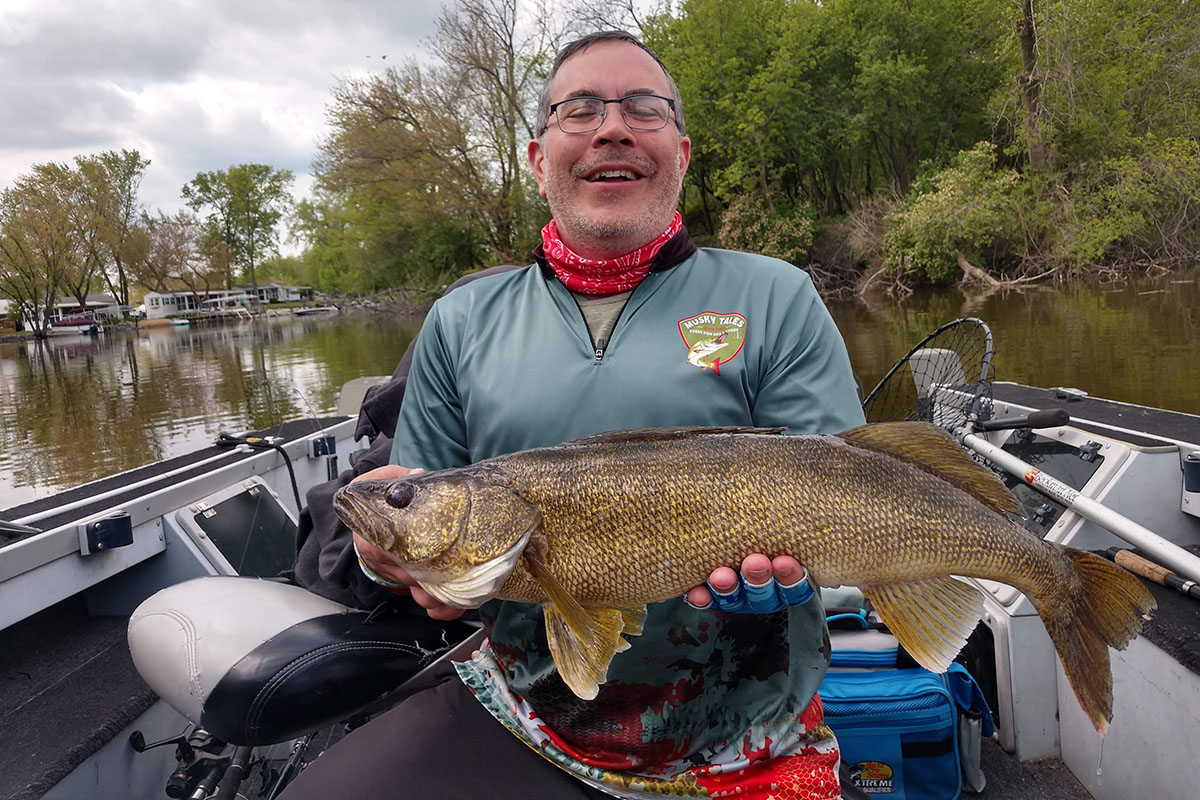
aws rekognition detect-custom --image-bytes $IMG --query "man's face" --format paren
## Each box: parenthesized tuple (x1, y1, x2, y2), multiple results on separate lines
(529, 40, 691, 259)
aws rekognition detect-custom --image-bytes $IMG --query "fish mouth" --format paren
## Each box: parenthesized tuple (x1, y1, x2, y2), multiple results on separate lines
(332, 483, 375, 537)
(332, 480, 407, 554)
(406, 525, 535, 608)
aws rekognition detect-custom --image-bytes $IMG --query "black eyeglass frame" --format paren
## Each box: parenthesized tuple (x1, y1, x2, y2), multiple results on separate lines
(546, 93, 677, 135)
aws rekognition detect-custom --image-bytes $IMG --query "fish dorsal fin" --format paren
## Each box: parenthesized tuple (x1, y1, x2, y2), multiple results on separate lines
(839, 422, 1022, 516)
(864, 576, 984, 673)
(565, 426, 787, 446)
(523, 550, 645, 700)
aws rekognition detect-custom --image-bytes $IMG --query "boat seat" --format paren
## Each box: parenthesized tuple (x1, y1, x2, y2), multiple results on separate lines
(128, 576, 479, 746)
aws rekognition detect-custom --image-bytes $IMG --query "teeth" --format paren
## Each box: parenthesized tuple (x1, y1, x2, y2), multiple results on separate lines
(587, 170, 638, 181)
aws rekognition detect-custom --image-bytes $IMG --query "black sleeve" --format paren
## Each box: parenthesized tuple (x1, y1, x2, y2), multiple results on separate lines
(291, 432, 409, 609)
(291, 265, 523, 609)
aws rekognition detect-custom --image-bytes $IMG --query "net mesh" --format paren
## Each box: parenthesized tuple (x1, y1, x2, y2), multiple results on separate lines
(861, 318, 994, 432)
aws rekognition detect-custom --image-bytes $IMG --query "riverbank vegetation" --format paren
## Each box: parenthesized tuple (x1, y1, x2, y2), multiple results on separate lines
(3, 0, 1198, 314)
(288, 0, 1200, 294)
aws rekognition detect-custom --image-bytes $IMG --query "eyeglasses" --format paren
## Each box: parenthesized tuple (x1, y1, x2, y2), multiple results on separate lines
(547, 94, 676, 134)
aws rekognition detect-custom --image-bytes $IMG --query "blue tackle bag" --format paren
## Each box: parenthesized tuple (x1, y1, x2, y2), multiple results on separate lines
(819, 609, 994, 799)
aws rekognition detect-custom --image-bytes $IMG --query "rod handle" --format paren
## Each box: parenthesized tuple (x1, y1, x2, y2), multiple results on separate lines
(976, 408, 1070, 431)
(1109, 547, 1171, 584)
(1107, 547, 1200, 600)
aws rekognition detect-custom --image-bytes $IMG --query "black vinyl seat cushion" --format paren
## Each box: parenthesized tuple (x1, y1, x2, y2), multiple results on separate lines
(202, 611, 477, 745)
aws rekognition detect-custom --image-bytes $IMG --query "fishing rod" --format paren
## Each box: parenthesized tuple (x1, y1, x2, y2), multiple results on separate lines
(1104, 547, 1200, 601)
(862, 316, 1200, 586)
(958, 421, 1200, 585)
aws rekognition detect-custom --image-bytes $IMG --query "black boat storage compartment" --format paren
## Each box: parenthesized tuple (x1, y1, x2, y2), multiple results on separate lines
(171, 476, 298, 577)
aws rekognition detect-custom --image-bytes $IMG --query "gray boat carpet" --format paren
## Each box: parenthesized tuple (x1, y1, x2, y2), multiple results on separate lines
(0, 596, 155, 800)
(991, 382, 1199, 447)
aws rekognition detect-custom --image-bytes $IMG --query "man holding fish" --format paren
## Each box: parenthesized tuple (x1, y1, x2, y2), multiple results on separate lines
(285, 29, 884, 800)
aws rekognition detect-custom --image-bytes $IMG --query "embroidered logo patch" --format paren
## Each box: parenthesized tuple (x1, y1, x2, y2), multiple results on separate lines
(678, 312, 746, 375)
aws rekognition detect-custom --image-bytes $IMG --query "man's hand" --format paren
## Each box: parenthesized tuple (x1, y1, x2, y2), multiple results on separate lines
(350, 466, 466, 621)
(685, 554, 813, 613)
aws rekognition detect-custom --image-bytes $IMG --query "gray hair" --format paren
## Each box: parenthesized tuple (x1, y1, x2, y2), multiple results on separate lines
(534, 31, 686, 138)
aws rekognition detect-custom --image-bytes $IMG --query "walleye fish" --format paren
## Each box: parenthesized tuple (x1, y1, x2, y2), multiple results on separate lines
(334, 422, 1155, 734)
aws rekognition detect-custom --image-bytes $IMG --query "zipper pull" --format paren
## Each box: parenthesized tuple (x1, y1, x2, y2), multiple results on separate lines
(594, 338, 607, 362)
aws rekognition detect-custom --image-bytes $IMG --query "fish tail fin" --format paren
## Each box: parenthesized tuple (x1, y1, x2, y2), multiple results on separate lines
(1038, 546, 1156, 736)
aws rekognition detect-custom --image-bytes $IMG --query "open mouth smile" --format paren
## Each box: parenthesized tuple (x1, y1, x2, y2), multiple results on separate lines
(584, 169, 642, 182)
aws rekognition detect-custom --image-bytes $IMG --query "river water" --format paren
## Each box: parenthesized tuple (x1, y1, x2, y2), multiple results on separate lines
(1, 268, 1197, 509)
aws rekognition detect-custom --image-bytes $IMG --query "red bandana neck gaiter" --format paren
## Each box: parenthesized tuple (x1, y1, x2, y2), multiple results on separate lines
(542, 213, 683, 295)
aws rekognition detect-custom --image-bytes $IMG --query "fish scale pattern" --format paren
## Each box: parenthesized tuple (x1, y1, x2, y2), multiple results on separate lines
(339, 421, 1155, 781)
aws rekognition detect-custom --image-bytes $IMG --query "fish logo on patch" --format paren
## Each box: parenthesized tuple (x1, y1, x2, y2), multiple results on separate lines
(678, 312, 746, 374)
(848, 761, 894, 792)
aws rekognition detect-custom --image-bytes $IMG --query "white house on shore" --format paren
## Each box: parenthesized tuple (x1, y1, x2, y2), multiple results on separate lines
(3, 294, 123, 328)
(142, 284, 312, 319)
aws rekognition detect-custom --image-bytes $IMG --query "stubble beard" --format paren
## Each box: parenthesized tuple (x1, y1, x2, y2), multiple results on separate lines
(545, 149, 682, 255)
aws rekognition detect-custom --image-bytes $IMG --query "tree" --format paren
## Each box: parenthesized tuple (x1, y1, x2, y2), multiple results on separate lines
(55, 163, 106, 314)
(136, 210, 226, 306)
(182, 164, 294, 307)
(0, 165, 78, 337)
(310, 0, 555, 287)
(1015, 0, 1050, 175)
(74, 150, 150, 307)
(646, 0, 1006, 228)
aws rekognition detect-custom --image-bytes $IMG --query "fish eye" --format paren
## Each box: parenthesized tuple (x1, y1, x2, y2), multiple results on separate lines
(386, 482, 416, 509)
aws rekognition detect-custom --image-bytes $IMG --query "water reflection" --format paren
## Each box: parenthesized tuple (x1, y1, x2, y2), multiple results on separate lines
(2, 269, 1197, 509)
(829, 267, 1200, 416)
(0, 316, 418, 508)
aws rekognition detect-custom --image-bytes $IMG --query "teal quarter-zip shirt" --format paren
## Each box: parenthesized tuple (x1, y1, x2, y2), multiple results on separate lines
(394, 247, 862, 467)
(391, 239, 865, 797)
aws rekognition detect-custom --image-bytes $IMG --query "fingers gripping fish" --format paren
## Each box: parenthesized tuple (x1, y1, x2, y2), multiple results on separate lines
(333, 422, 1155, 735)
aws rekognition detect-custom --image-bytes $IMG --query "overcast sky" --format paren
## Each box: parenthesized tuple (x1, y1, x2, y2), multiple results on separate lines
(0, 0, 445, 216)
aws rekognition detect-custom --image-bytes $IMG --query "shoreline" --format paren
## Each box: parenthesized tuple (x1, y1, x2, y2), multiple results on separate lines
(4, 261, 1193, 346)
(0, 295, 432, 344)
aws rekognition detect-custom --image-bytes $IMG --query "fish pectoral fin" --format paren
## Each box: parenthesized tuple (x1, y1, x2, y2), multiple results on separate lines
(523, 549, 592, 639)
(616, 605, 648, 637)
(864, 576, 983, 673)
(543, 604, 629, 700)
(522, 551, 648, 699)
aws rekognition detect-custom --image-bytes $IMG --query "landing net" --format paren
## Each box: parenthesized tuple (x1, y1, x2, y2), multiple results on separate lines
(861, 317, 994, 432)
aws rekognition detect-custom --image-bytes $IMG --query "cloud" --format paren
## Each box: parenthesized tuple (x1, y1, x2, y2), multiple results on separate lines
(0, 0, 440, 213)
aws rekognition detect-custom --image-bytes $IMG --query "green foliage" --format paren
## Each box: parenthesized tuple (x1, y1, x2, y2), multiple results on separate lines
(74, 149, 150, 305)
(7, 0, 1195, 295)
(648, 0, 1007, 225)
(1023, 0, 1200, 166)
(878, 0, 1200, 282)
(290, 193, 485, 293)
(182, 164, 294, 287)
(717, 193, 814, 265)
(883, 136, 1200, 280)
(0, 163, 86, 336)
(305, 0, 549, 288)
(882, 143, 1029, 282)
(1050, 137, 1200, 267)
